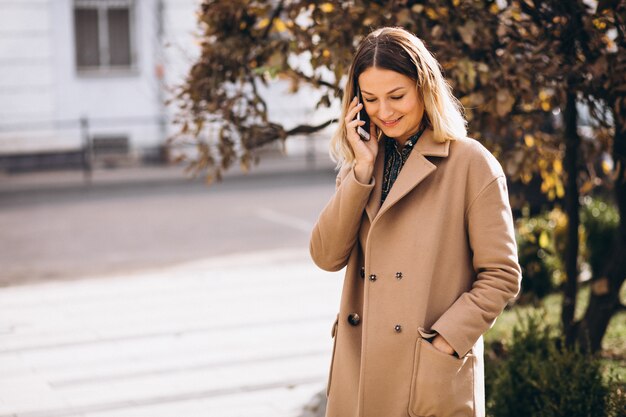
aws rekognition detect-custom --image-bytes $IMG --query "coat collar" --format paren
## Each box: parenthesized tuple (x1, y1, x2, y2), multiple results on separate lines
(413, 128, 451, 157)
(365, 129, 450, 223)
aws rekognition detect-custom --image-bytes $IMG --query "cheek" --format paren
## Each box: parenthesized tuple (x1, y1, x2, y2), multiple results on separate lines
(364, 103, 377, 116)
(401, 100, 423, 118)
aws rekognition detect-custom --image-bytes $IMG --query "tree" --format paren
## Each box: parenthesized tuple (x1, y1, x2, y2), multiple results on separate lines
(504, 0, 626, 350)
(172, 0, 625, 351)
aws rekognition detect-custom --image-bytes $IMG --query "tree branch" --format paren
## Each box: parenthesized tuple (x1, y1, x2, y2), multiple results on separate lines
(249, 75, 268, 117)
(287, 68, 341, 95)
(286, 118, 336, 136)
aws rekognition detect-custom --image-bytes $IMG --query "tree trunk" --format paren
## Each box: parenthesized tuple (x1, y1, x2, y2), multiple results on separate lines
(575, 123, 626, 352)
(562, 89, 580, 346)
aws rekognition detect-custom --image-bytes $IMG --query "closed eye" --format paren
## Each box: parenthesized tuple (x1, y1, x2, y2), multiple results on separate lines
(364, 95, 404, 102)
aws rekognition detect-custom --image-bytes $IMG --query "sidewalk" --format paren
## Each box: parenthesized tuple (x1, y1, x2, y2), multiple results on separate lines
(0, 248, 342, 417)
(0, 153, 336, 194)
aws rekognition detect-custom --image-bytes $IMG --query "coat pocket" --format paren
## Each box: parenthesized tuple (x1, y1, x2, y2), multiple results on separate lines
(326, 315, 339, 397)
(408, 335, 475, 417)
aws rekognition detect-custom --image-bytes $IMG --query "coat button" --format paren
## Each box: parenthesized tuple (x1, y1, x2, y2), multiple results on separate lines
(394, 324, 402, 333)
(396, 272, 403, 279)
(348, 313, 361, 326)
(369, 274, 377, 282)
(360, 267, 365, 278)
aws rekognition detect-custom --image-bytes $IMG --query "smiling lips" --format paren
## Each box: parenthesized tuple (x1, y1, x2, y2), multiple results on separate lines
(380, 116, 402, 127)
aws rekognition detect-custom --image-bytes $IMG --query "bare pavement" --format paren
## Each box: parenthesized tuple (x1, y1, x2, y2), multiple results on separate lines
(0, 249, 341, 417)
(0, 155, 342, 416)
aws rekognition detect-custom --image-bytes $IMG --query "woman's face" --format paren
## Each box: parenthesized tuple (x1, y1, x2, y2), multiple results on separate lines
(358, 67, 425, 144)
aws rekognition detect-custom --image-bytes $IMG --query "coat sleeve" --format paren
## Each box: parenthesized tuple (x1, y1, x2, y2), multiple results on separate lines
(309, 165, 375, 271)
(431, 175, 522, 357)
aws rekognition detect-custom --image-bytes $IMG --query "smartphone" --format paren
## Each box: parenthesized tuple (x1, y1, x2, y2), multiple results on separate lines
(355, 86, 371, 141)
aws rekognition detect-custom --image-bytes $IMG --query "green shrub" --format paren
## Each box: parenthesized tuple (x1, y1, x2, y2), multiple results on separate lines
(580, 196, 620, 279)
(487, 312, 621, 417)
(515, 210, 565, 301)
(515, 197, 620, 301)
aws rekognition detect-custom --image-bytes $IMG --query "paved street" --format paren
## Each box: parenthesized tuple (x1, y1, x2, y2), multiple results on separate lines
(0, 160, 343, 416)
(0, 248, 343, 417)
(0, 160, 337, 286)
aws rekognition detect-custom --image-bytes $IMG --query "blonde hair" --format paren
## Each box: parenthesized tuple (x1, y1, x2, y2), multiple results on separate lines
(330, 27, 467, 167)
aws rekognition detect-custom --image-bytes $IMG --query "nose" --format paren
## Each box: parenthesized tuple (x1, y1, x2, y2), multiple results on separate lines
(378, 100, 394, 120)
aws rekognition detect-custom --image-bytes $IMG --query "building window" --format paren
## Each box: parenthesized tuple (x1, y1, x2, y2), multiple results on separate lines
(73, 0, 135, 72)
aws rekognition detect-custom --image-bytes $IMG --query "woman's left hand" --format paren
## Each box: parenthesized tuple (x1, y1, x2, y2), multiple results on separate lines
(432, 334, 455, 356)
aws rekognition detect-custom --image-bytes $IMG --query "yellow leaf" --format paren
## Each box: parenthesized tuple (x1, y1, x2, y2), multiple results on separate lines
(539, 90, 550, 101)
(593, 18, 606, 30)
(539, 231, 550, 248)
(521, 172, 533, 184)
(438, 7, 449, 17)
(524, 134, 535, 147)
(489, 3, 499, 14)
(426, 7, 438, 19)
(580, 180, 594, 194)
(553, 159, 563, 174)
(602, 159, 612, 174)
(363, 17, 374, 26)
(412, 4, 424, 13)
(453, 0, 460, 6)
(541, 101, 551, 111)
(257, 18, 270, 29)
(319, 3, 334, 13)
(273, 18, 287, 32)
(556, 181, 565, 198)
(322, 49, 330, 58)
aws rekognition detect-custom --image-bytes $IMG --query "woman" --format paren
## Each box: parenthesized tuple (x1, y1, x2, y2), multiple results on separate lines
(309, 27, 522, 417)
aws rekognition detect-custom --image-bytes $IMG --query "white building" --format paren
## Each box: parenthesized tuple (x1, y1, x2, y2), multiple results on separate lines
(0, 0, 334, 171)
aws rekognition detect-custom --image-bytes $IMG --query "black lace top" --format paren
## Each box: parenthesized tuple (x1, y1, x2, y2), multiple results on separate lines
(380, 125, 427, 204)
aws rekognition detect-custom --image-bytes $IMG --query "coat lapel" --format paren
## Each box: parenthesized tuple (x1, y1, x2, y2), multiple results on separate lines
(367, 129, 451, 223)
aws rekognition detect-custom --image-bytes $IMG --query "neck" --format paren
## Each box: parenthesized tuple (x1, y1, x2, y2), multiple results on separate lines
(393, 121, 426, 145)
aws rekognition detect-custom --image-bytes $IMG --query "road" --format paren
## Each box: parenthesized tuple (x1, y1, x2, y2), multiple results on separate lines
(0, 169, 337, 286)
(0, 167, 343, 417)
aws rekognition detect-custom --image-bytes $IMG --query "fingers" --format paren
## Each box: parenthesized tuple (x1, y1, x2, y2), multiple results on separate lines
(344, 96, 363, 124)
(370, 122, 379, 141)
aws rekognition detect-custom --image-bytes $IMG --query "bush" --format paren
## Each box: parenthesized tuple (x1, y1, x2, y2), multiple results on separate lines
(580, 196, 620, 279)
(515, 197, 620, 301)
(515, 210, 566, 301)
(487, 312, 622, 417)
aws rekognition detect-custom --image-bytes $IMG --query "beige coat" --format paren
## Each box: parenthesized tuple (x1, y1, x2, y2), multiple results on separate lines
(310, 129, 522, 417)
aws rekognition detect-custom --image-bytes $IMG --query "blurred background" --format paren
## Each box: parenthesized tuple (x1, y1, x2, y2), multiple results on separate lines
(0, 1, 624, 416)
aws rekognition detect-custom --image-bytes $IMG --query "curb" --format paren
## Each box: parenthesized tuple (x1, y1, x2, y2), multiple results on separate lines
(0, 154, 337, 194)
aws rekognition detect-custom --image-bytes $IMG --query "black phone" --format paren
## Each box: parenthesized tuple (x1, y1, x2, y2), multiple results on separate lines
(355, 85, 371, 141)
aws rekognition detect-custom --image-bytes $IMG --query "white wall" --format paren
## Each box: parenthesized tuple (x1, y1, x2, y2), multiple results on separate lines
(0, 0, 55, 123)
(0, 0, 165, 155)
(51, 0, 164, 155)
(0, 0, 335, 159)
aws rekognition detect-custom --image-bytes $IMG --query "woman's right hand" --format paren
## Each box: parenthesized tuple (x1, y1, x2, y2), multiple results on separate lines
(345, 96, 379, 184)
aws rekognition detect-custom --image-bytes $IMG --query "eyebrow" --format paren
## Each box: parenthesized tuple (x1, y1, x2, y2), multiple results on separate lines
(361, 87, 406, 95)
